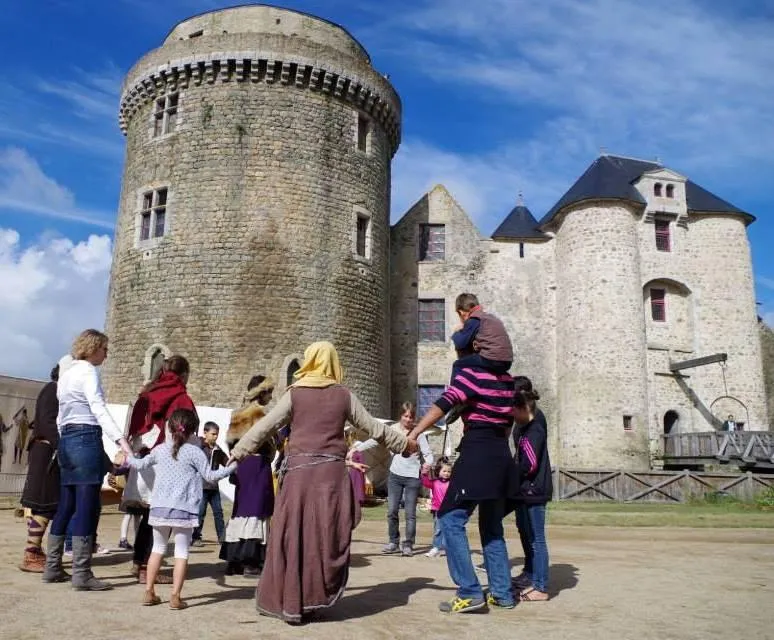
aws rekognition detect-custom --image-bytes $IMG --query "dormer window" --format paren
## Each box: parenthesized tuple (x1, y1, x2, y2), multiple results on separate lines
(665, 184, 675, 198)
(654, 183, 663, 197)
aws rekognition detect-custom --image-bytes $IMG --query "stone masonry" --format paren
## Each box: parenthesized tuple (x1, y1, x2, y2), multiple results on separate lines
(104, 6, 400, 413)
(103, 7, 770, 471)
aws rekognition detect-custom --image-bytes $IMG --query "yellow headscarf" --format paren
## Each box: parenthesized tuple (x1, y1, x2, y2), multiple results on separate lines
(292, 341, 344, 389)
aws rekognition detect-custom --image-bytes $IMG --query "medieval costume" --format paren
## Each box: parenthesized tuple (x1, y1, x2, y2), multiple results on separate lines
(19, 368, 60, 572)
(230, 341, 408, 623)
(219, 378, 276, 576)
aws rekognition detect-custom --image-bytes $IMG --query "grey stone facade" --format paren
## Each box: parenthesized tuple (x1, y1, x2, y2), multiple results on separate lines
(104, 6, 400, 413)
(104, 7, 770, 471)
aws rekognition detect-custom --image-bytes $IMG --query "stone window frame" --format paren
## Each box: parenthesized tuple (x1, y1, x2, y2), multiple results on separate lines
(135, 184, 172, 249)
(149, 91, 183, 140)
(418, 298, 446, 342)
(142, 343, 172, 384)
(418, 223, 446, 262)
(354, 110, 372, 155)
(352, 205, 372, 263)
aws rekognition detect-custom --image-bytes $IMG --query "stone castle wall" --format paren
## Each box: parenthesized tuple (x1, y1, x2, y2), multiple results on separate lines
(104, 6, 400, 413)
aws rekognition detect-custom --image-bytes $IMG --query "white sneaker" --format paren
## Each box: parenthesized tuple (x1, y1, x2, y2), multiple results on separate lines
(93, 543, 111, 555)
(425, 547, 442, 558)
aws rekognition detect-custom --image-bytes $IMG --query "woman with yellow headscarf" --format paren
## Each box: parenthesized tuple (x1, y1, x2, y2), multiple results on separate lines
(230, 341, 409, 624)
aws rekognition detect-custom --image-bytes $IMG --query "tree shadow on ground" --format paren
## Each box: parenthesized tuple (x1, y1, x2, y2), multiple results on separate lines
(546, 563, 579, 598)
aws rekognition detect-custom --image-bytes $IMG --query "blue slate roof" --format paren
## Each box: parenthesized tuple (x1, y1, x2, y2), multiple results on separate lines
(539, 155, 752, 226)
(491, 204, 548, 240)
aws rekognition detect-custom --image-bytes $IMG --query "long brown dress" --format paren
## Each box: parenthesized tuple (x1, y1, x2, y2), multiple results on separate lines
(231, 385, 406, 623)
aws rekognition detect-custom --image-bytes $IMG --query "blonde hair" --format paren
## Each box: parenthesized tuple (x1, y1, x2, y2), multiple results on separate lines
(71, 329, 109, 361)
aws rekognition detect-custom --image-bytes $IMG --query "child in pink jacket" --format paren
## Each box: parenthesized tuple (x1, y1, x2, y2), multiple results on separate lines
(421, 460, 453, 557)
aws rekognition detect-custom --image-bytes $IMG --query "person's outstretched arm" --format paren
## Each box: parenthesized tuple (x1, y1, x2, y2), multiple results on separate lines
(230, 392, 292, 461)
(347, 392, 408, 455)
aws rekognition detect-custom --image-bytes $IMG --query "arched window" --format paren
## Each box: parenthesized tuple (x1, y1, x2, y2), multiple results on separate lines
(654, 182, 663, 197)
(149, 349, 166, 381)
(664, 410, 680, 435)
(142, 343, 172, 383)
(286, 359, 300, 387)
(665, 184, 675, 198)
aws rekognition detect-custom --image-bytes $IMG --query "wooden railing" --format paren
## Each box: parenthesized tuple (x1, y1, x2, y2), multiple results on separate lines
(553, 468, 774, 503)
(662, 431, 774, 470)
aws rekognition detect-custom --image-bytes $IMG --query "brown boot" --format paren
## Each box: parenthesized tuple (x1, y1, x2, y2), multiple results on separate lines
(20, 549, 46, 573)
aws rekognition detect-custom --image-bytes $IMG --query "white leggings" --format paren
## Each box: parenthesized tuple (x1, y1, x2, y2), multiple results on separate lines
(151, 526, 193, 560)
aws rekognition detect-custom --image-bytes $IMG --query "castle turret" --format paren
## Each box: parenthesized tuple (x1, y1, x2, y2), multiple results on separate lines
(104, 5, 401, 412)
(545, 156, 651, 469)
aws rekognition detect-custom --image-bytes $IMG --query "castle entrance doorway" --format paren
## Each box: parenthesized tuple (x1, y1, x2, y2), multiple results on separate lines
(663, 410, 680, 435)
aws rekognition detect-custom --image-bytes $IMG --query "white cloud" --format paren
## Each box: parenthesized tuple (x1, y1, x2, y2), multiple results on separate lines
(381, 0, 774, 220)
(0, 228, 112, 379)
(0, 147, 114, 227)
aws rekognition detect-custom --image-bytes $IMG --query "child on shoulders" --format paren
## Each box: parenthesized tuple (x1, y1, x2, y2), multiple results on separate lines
(447, 293, 514, 423)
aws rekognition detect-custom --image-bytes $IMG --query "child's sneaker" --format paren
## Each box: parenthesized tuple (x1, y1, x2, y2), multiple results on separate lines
(93, 543, 111, 555)
(438, 596, 488, 614)
(118, 538, 133, 551)
(381, 542, 400, 554)
(487, 593, 516, 609)
(401, 544, 414, 557)
(425, 547, 443, 558)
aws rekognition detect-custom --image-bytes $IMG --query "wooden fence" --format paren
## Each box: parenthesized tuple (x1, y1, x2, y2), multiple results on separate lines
(553, 468, 774, 503)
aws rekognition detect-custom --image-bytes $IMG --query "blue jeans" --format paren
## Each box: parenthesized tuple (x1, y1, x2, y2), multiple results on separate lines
(387, 473, 421, 546)
(52, 484, 101, 538)
(516, 503, 549, 592)
(193, 488, 225, 541)
(432, 512, 445, 550)
(440, 499, 513, 604)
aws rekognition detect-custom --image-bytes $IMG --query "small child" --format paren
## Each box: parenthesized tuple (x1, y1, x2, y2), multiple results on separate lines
(192, 421, 228, 546)
(421, 460, 453, 557)
(124, 408, 236, 609)
(446, 293, 514, 424)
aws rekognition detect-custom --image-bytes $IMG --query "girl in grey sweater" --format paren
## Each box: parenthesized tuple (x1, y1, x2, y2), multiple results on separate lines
(125, 408, 236, 609)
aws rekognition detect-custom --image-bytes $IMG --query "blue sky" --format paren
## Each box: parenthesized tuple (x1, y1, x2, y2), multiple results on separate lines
(1, 0, 773, 379)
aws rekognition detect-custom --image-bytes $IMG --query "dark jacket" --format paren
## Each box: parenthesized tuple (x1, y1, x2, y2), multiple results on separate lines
(32, 381, 59, 449)
(468, 308, 513, 362)
(200, 439, 228, 490)
(513, 409, 552, 504)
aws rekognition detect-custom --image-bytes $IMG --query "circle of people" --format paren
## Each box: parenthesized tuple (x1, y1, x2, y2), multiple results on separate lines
(17, 292, 552, 621)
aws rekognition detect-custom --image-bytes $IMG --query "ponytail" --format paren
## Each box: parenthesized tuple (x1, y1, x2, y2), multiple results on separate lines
(168, 408, 199, 460)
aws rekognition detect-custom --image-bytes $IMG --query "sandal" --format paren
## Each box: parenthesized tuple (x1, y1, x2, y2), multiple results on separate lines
(142, 591, 161, 606)
(519, 587, 549, 602)
(169, 594, 188, 610)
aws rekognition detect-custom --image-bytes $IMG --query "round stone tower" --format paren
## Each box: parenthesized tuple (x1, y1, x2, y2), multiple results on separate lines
(552, 203, 651, 469)
(104, 5, 401, 413)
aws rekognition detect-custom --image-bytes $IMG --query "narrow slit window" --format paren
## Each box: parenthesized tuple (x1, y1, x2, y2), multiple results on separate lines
(650, 288, 666, 322)
(356, 214, 370, 258)
(623, 415, 633, 431)
(519, 242, 525, 259)
(356, 113, 370, 153)
(655, 220, 671, 252)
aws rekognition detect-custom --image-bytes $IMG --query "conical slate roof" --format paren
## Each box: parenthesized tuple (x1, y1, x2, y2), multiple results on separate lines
(539, 155, 752, 226)
(491, 204, 548, 240)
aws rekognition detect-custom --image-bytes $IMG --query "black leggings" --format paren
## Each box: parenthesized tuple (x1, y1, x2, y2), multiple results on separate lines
(132, 508, 153, 565)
